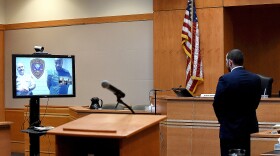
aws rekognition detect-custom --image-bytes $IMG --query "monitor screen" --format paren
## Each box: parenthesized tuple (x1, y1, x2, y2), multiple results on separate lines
(12, 54, 76, 98)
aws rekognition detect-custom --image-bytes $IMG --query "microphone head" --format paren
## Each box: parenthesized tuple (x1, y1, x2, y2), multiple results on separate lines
(101, 80, 110, 88)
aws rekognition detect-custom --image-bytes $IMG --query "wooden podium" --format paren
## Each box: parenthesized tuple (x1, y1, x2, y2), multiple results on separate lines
(0, 122, 13, 156)
(48, 114, 166, 156)
(251, 130, 280, 156)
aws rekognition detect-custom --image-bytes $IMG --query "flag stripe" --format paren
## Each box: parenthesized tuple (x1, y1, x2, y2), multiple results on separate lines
(181, 0, 203, 95)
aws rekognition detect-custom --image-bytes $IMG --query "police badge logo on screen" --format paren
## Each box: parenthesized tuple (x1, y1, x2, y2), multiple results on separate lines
(30, 58, 45, 79)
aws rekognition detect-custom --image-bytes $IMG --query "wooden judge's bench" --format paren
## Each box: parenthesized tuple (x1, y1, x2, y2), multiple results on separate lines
(155, 96, 280, 156)
(22, 96, 280, 156)
(67, 96, 280, 156)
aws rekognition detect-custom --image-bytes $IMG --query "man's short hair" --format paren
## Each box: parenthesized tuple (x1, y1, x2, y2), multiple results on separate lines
(227, 49, 244, 66)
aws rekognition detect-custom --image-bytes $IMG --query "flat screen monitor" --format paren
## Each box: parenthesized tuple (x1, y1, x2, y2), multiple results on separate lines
(12, 54, 76, 98)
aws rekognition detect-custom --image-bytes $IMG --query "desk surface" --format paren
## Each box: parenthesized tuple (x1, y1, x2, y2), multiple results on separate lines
(0, 121, 13, 128)
(251, 129, 280, 138)
(48, 114, 166, 138)
(158, 95, 280, 102)
(69, 106, 153, 114)
(261, 150, 280, 156)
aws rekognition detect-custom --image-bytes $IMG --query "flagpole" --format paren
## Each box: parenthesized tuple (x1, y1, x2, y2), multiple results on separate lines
(191, 0, 194, 41)
(190, 0, 194, 74)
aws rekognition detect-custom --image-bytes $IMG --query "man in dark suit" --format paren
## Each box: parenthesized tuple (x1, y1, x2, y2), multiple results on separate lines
(213, 49, 262, 156)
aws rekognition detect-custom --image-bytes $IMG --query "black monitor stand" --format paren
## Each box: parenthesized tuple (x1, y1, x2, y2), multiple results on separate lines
(29, 97, 40, 156)
(21, 98, 51, 156)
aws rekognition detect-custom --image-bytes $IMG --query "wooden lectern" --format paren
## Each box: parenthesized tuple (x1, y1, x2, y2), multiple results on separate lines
(48, 114, 166, 156)
(0, 122, 13, 156)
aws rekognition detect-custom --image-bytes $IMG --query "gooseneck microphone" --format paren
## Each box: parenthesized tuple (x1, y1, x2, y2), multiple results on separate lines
(101, 80, 125, 98)
(101, 80, 135, 114)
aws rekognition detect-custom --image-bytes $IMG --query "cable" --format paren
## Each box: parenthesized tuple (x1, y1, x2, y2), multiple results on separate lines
(21, 105, 30, 130)
(149, 88, 172, 114)
(40, 98, 50, 125)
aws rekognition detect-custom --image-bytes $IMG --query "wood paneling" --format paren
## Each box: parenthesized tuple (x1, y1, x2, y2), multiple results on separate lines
(224, 0, 280, 6)
(154, 1, 280, 96)
(4, 13, 153, 30)
(5, 107, 70, 154)
(196, 7, 224, 94)
(223, 5, 234, 71)
(153, 0, 186, 11)
(196, 0, 223, 8)
(5, 109, 24, 153)
(154, 7, 224, 96)
(251, 130, 280, 155)
(251, 138, 276, 156)
(0, 30, 4, 121)
(167, 127, 192, 156)
(153, 10, 187, 92)
(192, 128, 220, 155)
(153, 0, 223, 11)
(224, 5, 280, 94)
(23, 105, 70, 156)
(257, 101, 280, 122)
(157, 96, 280, 156)
(0, 24, 4, 30)
(0, 122, 12, 156)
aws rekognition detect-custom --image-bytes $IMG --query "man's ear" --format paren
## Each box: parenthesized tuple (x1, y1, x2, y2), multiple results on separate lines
(228, 59, 234, 68)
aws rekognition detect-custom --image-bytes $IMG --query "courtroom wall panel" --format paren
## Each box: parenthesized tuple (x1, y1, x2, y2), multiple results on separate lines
(153, 5, 224, 95)
(5, 14, 153, 30)
(224, 5, 280, 95)
(153, 10, 187, 94)
(154, 0, 280, 96)
(251, 138, 276, 156)
(23, 105, 70, 156)
(197, 7, 224, 94)
(153, 0, 186, 11)
(0, 28, 4, 121)
(196, 0, 223, 8)
(4, 19, 153, 108)
(157, 97, 280, 156)
(224, 0, 280, 6)
(5, 108, 24, 153)
(153, 0, 223, 11)
(5, 106, 70, 154)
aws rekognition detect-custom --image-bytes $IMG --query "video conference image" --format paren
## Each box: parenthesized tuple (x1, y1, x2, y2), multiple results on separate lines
(14, 56, 74, 97)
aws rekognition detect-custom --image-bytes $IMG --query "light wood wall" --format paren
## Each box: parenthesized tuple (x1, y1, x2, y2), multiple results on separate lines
(154, 0, 280, 96)
(5, 109, 24, 153)
(4, 14, 153, 30)
(6, 106, 70, 155)
(224, 0, 280, 6)
(0, 24, 4, 121)
(224, 5, 280, 94)
(153, 0, 224, 96)
(23, 105, 70, 156)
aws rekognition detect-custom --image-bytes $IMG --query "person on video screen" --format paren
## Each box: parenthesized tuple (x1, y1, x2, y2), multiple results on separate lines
(47, 58, 72, 95)
(16, 63, 36, 95)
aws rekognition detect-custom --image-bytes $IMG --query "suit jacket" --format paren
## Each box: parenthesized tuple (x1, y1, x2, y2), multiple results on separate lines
(213, 67, 262, 139)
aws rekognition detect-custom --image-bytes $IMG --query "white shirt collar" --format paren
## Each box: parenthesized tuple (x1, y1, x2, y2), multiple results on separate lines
(231, 66, 243, 72)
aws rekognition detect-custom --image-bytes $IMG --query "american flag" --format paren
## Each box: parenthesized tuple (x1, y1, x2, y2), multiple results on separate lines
(181, 0, 203, 95)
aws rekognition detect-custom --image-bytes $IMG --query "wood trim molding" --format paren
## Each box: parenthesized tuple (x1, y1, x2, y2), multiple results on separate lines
(224, 0, 280, 6)
(0, 24, 4, 31)
(4, 13, 153, 30)
(0, 30, 4, 121)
